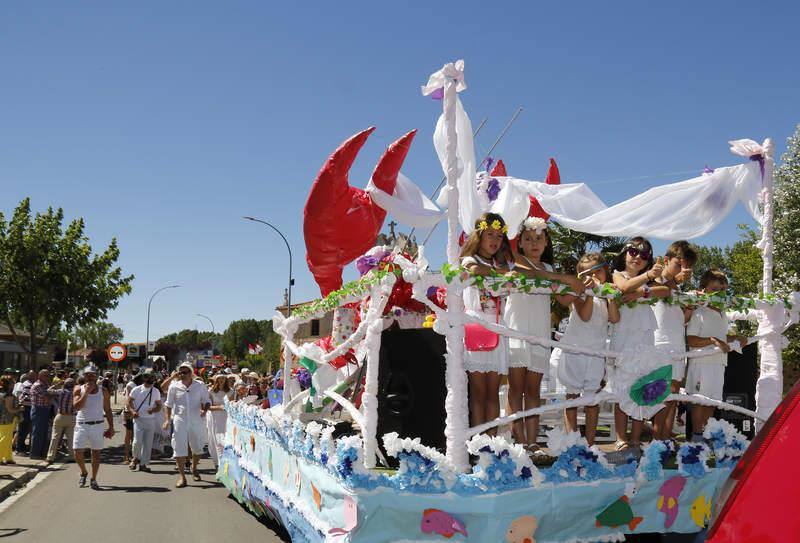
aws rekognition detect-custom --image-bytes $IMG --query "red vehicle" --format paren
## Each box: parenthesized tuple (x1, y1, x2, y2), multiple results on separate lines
(707, 378, 800, 541)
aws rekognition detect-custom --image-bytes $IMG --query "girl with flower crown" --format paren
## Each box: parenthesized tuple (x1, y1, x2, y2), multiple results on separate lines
(460, 212, 514, 435)
(504, 217, 586, 452)
(609, 237, 670, 452)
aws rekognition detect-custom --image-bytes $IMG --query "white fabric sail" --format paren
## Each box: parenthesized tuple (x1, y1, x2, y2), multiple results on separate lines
(492, 161, 763, 240)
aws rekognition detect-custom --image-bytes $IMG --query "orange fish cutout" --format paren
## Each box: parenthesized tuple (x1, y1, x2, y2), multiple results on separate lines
(250, 434, 256, 452)
(311, 481, 322, 511)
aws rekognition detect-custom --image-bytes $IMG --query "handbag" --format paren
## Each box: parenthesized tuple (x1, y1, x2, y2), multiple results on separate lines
(464, 296, 501, 352)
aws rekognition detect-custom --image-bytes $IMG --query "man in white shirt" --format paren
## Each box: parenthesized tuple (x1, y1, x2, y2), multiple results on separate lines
(163, 362, 210, 488)
(127, 369, 162, 472)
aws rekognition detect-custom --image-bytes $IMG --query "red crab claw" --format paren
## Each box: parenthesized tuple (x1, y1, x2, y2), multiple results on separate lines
(303, 128, 417, 296)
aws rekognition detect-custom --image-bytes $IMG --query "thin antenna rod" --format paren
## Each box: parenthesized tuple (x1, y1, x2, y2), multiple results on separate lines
(419, 107, 523, 248)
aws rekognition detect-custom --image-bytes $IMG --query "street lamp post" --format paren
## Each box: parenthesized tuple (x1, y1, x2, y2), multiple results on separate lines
(243, 216, 295, 404)
(145, 285, 181, 365)
(242, 216, 294, 315)
(196, 313, 216, 355)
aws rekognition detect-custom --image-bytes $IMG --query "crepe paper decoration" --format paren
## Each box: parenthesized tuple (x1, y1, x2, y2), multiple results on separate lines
(268, 448, 273, 478)
(311, 481, 322, 511)
(657, 476, 687, 529)
(486, 178, 501, 202)
(420, 508, 468, 539)
(505, 515, 537, 543)
(298, 357, 318, 373)
(529, 158, 560, 222)
(303, 127, 416, 296)
(595, 495, 643, 531)
(630, 365, 673, 406)
(690, 495, 712, 528)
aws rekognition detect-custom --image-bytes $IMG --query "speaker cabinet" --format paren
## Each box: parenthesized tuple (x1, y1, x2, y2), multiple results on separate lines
(376, 327, 447, 465)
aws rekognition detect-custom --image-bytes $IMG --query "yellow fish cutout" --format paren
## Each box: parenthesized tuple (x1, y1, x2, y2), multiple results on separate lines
(690, 495, 712, 528)
(223, 462, 229, 476)
(311, 481, 322, 511)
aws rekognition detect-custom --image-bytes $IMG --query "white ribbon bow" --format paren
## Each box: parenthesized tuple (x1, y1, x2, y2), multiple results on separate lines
(420, 59, 467, 96)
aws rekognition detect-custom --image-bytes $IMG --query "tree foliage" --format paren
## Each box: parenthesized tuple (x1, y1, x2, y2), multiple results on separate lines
(158, 328, 220, 353)
(0, 198, 134, 368)
(773, 124, 800, 391)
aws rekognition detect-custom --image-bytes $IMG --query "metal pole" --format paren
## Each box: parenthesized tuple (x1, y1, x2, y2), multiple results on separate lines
(242, 217, 294, 316)
(145, 285, 181, 365)
(195, 313, 215, 334)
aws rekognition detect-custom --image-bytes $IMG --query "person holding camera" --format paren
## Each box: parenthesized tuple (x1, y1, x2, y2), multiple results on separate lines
(163, 362, 210, 488)
(72, 365, 115, 490)
(127, 369, 162, 472)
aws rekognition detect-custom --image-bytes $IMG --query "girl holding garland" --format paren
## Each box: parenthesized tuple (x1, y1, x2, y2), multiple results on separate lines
(610, 237, 670, 452)
(553, 253, 620, 445)
(504, 217, 585, 451)
(460, 212, 514, 435)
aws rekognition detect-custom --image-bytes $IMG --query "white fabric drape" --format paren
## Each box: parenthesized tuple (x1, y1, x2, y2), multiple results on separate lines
(367, 173, 444, 229)
(493, 161, 762, 240)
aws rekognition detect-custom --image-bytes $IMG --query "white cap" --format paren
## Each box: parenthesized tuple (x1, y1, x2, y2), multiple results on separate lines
(83, 365, 98, 375)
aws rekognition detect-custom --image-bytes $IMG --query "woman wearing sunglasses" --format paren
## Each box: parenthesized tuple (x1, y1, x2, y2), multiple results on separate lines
(609, 237, 670, 453)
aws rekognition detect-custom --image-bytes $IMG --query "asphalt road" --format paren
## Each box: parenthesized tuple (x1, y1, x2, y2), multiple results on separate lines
(0, 414, 289, 542)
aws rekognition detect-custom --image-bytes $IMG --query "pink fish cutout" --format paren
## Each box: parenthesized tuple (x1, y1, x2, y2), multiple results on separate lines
(328, 495, 358, 539)
(421, 508, 468, 539)
(658, 476, 687, 529)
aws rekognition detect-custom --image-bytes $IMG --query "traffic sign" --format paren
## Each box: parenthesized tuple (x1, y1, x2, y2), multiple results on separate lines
(107, 343, 127, 363)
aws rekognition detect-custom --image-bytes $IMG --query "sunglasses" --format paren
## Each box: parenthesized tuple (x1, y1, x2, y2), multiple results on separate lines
(626, 246, 651, 261)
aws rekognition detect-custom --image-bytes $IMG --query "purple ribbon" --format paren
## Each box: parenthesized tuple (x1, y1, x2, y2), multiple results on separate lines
(430, 87, 444, 101)
(749, 153, 765, 181)
(702, 165, 715, 175)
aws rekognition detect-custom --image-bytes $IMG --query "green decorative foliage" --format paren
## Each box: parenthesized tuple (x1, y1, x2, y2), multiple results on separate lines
(290, 269, 392, 320)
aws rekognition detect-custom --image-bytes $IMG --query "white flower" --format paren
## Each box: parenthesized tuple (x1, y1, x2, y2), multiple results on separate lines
(522, 216, 548, 234)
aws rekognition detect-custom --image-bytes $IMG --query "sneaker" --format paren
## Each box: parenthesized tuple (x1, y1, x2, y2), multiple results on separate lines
(90, 479, 100, 490)
(79, 473, 87, 487)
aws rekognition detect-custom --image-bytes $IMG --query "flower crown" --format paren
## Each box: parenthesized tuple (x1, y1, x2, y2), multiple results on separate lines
(477, 219, 508, 234)
(522, 216, 548, 234)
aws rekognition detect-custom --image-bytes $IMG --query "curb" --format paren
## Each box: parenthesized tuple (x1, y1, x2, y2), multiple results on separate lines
(0, 460, 50, 502)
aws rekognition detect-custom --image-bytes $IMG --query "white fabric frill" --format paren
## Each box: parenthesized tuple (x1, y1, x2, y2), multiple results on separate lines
(607, 344, 673, 420)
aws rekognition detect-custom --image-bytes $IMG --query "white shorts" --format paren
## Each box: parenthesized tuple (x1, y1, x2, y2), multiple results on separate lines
(554, 349, 605, 395)
(172, 418, 207, 458)
(656, 343, 686, 381)
(685, 362, 725, 401)
(73, 423, 105, 450)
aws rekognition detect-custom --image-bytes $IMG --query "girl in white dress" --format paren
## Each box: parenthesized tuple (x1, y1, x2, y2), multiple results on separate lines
(610, 237, 670, 451)
(505, 217, 585, 450)
(552, 253, 620, 445)
(461, 212, 514, 436)
(207, 374, 233, 469)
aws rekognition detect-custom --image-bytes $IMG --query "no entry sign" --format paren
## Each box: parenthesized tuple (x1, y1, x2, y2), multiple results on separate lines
(107, 343, 127, 363)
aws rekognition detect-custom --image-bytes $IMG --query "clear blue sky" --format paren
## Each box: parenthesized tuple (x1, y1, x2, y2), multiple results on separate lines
(2, 2, 799, 342)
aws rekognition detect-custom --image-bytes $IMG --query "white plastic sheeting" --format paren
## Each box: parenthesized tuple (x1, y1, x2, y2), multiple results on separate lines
(366, 173, 444, 229)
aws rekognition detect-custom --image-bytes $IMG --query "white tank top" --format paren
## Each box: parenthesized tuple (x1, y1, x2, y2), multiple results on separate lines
(76, 384, 105, 423)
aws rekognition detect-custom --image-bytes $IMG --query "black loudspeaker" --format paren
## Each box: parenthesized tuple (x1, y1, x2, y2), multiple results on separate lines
(718, 342, 759, 439)
(377, 327, 447, 466)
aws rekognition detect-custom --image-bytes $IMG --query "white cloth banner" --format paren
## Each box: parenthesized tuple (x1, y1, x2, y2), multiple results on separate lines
(367, 173, 444, 229)
(493, 162, 763, 240)
(433, 96, 481, 234)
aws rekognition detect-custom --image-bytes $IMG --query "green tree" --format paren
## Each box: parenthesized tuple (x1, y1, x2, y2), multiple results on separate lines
(220, 318, 281, 367)
(73, 321, 124, 349)
(0, 199, 133, 368)
(548, 223, 626, 273)
(694, 226, 762, 296)
(773, 124, 800, 390)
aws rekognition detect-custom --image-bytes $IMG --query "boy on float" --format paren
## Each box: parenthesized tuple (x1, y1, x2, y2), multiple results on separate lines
(504, 216, 585, 452)
(460, 212, 514, 436)
(652, 240, 697, 440)
(685, 269, 747, 440)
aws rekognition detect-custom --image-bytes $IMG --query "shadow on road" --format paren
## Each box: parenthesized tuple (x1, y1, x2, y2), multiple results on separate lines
(0, 528, 27, 538)
(96, 484, 172, 493)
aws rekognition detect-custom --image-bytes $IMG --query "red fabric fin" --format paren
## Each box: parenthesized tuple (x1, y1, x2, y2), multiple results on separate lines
(371, 129, 417, 194)
(528, 157, 559, 220)
(490, 159, 507, 176)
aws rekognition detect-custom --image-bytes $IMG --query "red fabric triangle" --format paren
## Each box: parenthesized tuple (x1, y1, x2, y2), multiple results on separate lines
(490, 160, 507, 177)
(528, 158, 560, 221)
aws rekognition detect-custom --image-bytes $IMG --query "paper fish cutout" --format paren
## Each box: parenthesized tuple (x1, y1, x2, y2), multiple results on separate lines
(506, 514, 538, 543)
(328, 495, 358, 539)
(250, 434, 255, 451)
(311, 481, 322, 511)
(421, 508, 468, 539)
(657, 476, 687, 529)
(690, 495, 712, 528)
(596, 495, 643, 531)
(223, 462, 229, 477)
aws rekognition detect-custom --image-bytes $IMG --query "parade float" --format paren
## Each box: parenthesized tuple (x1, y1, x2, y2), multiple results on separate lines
(217, 60, 799, 542)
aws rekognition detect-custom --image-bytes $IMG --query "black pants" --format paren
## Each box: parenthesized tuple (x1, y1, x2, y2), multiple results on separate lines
(15, 405, 31, 452)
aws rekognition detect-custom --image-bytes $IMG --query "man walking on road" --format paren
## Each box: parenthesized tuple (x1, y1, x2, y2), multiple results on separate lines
(163, 362, 210, 488)
(127, 369, 161, 472)
(73, 365, 115, 489)
(47, 377, 76, 462)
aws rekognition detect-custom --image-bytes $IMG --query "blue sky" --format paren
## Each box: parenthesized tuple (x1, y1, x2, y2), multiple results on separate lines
(2, 2, 799, 342)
